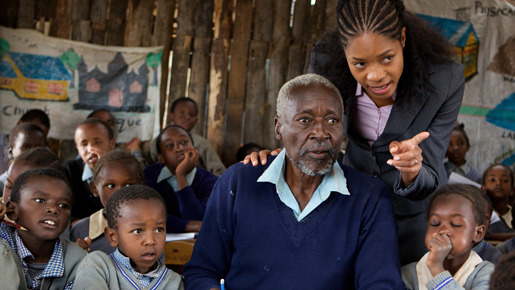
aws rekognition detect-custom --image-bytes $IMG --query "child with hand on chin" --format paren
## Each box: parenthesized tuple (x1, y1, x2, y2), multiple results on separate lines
(402, 184, 494, 289)
(144, 125, 218, 233)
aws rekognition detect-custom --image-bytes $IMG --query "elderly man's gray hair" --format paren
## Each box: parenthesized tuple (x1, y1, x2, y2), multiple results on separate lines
(276, 74, 343, 119)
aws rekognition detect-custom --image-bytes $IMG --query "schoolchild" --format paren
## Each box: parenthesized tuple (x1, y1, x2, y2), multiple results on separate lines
(0, 123, 47, 195)
(70, 150, 144, 254)
(482, 164, 515, 234)
(0, 168, 86, 289)
(73, 185, 184, 289)
(149, 97, 226, 176)
(472, 190, 502, 263)
(64, 118, 115, 221)
(87, 109, 147, 166)
(402, 184, 494, 289)
(145, 125, 217, 233)
(445, 124, 482, 184)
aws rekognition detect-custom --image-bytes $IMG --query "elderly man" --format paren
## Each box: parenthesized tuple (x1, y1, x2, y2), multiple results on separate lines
(183, 74, 403, 289)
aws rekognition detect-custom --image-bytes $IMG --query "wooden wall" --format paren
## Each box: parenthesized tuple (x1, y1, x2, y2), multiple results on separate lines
(0, 0, 338, 166)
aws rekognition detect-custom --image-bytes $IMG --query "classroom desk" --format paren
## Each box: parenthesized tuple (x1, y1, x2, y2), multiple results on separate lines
(164, 238, 196, 266)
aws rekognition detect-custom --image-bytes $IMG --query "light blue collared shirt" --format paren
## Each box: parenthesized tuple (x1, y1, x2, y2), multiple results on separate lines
(81, 164, 93, 183)
(157, 166, 197, 192)
(257, 150, 350, 221)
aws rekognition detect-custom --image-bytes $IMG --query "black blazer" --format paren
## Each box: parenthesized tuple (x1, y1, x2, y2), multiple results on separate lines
(64, 158, 103, 220)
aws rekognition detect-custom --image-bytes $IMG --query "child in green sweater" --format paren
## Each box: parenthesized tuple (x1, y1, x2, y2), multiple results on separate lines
(73, 185, 183, 289)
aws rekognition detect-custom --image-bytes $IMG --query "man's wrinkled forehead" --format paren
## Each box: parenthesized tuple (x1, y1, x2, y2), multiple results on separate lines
(285, 85, 343, 115)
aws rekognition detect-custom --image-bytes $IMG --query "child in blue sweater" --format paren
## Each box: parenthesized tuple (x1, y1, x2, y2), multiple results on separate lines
(70, 150, 144, 254)
(0, 168, 86, 289)
(144, 125, 217, 233)
(402, 184, 494, 289)
(73, 185, 184, 289)
(445, 124, 482, 184)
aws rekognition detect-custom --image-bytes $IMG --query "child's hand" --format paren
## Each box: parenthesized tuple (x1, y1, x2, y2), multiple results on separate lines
(426, 231, 452, 276)
(125, 137, 142, 152)
(176, 147, 199, 177)
(76, 237, 91, 252)
(0, 202, 6, 220)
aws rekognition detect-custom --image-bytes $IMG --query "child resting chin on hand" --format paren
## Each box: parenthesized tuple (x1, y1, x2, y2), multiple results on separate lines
(402, 184, 494, 290)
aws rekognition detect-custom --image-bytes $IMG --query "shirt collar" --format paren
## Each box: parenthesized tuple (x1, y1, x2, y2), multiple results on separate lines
(89, 209, 108, 240)
(157, 165, 197, 192)
(111, 248, 165, 287)
(82, 164, 94, 182)
(14, 231, 65, 280)
(258, 149, 349, 221)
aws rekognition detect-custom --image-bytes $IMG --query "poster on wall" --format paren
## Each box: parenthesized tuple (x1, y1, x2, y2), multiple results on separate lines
(0, 26, 162, 142)
(406, 0, 515, 172)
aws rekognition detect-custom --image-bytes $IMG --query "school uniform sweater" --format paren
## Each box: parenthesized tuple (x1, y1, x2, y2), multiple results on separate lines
(473, 239, 502, 264)
(63, 158, 103, 220)
(183, 158, 404, 289)
(70, 209, 115, 255)
(402, 260, 493, 290)
(73, 251, 184, 290)
(0, 237, 86, 290)
(144, 164, 217, 233)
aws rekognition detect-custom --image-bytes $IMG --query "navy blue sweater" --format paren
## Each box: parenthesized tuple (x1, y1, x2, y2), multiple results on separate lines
(144, 163, 218, 233)
(184, 158, 404, 289)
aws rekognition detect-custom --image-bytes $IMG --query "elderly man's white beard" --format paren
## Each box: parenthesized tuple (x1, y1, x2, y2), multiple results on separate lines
(288, 141, 337, 176)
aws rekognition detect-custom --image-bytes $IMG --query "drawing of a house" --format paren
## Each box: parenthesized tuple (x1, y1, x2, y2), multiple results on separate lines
(418, 14, 479, 81)
(74, 52, 150, 112)
(0, 52, 72, 101)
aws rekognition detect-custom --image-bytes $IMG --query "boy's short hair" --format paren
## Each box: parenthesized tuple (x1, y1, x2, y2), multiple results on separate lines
(92, 150, 144, 183)
(19, 109, 50, 129)
(428, 184, 486, 225)
(489, 250, 515, 290)
(87, 108, 112, 119)
(105, 185, 166, 229)
(155, 125, 194, 155)
(8, 123, 46, 147)
(10, 168, 72, 203)
(169, 97, 198, 113)
(76, 118, 114, 140)
(14, 147, 64, 174)
(482, 163, 514, 186)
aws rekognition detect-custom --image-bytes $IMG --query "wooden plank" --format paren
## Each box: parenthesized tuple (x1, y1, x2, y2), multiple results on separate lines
(244, 0, 273, 145)
(168, 34, 193, 105)
(265, 0, 291, 149)
(0, 0, 19, 28)
(207, 0, 232, 155)
(90, 0, 108, 44)
(252, 0, 273, 42)
(17, 0, 35, 29)
(168, 0, 197, 108)
(36, 0, 56, 19)
(244, 40, 268, 145)
(50, 0, 71, 39)
(287, 0, 310, 80)
(325, 0, 337, 29)
(125, 0, 154, 46)
(153, 0, 176, 127)
(188, 37, 211, 137)
(303, 0, 326, 72)
(105, 0, 128, 46)
(188, 0, 214, 137)
(223, 0, 253, 165)
(71, 0, 90, 41)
